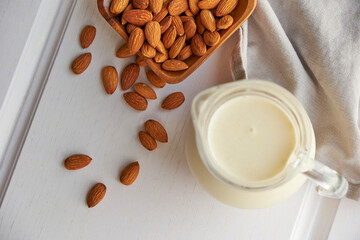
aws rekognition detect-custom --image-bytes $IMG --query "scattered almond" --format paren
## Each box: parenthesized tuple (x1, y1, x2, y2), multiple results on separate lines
(110, 0, 130, 14)
(145, 120, 168, 142)
(132, 0, 149, 9)
(160, 16, 173, 34)
(146, 70, 166, 88)
(123, 92, 148, 111)
(185, 9, 194, 16)
(216, 0, 238, 16)
(154, 51, 169, 63)
(121, 63, 140, 90)
(217, 15, 233, 29)
(122, 9, 153, 26)
(87, 183, 106, 208)
(161, 92, 185, 110)
(141, 42, 157, 58)
(145, 21, 161, 48)
(177, 45, 193, 60)
(169, 35, 186, 59)
(153, 6, 168, 22)
(163, 25, 177, 48)
(168, 0, 189, 16)
(126, 23, 137, 34)
(162, 59, 188, 71)
(134, 83, 157, 99)
(149, 0, 163, 14)
(191, 34, 207, 56)
(128, 28, 145, 54)
(196, 15, 206, 34)
(120, 162, 140, 185)
(203, 30, 220, 46)
(200, 10, 216, 32)
(80, 25, 96, 49)
(136, 55, 147, 66)
(198, 0, 221, 9)
(172, 16, 185, 36)
(121, 4, 133, 25)
(183, 19, 197, 40)
(64, 154, 92, 170)
(102, 66, 118, 94)
(139, 131, 157, 150)
(116, 43, 135, 58)
(188, 0, 200, 15)
(71, 53, 91, 74)
(156, 41, 166, 54)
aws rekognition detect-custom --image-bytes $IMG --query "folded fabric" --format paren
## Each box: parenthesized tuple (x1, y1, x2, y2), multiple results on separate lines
(232, 0, 360, 199)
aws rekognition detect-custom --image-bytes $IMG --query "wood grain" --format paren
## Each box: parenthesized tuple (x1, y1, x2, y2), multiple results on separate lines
(98, 0, 257, 84)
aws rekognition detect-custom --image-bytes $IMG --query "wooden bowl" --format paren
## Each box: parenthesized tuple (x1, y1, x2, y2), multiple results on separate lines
(98, 0, 257, 84)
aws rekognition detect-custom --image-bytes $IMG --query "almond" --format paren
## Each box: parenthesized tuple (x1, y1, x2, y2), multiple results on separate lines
(160, 16, 172, 34)
(116, 43, 135, 58)
(134, 83, 157, 99)
(121, 4, 133, 25)
(133, 0, 149, 9)
(168, 0, 188, 16)
(128, 28, 145, 54)
(203, 30, 220, 46)
(172, 16, 184, 36)
(139, 131, 157, 150)
(144, 21, 161, 48)
(185, 10, 194, 16)
(110, 0, 129, 14)
(145, 120, 168, 142)
(180, 16, 195, 23)
(191, 33, 207, 56)
(200, 10, 216, 32)
(146, 70, 166, 88)
(123, 92, 148, 111)
(188, 0, 199, 15)
(153, 6, 168, 22)
(149, 0, 163, 14)
(71, 53, 91, 74)
(198, 0, 221, 9)
(120, 162, 140, 185)
(154, 51, 169, 63)
(183, 19, 197, 40)
(123, 9, 153, 26)
(161, 92, 185, 110)
(126, 23, 137, 34)
(195, 15, 205, 34)
(162, 59, 188, 71)
(136, 55, 147, 66)
(87, 183, 106, 208)
(216, 0, 238, 17)
(64, 154, 92, 170)
(102, 66, 118, 94)
(169, 35, 186, 59)
(162, 25, 177, 48)
(217, 15, 233, 29)
(121, 63, 140, 90)
(141, 42, 157, 58)
(80, 25, 96, 49)
(177, 45, 193, 60)
(156, 41, 166, 54)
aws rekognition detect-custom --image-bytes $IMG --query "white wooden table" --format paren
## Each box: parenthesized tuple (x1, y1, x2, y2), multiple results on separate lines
(0, 0, 359, 239)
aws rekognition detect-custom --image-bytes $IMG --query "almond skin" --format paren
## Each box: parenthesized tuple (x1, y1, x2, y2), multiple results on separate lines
(200, 10, 216, 32)
(196, 15, 206, 34)
(136, 55, 147, 66)
(203, 30, 220, 46)
(185, 9, 194, 16)
(177, 45, 193, 60)
(145, 120, 168, 142)
(156, 41, 166, 54)
(80, 25, 96, 48)
(172, 16, 185, 36)
(120, 162, 140, 185)
(198, 0, 221, 9)
(168, 0, 189, 16)
(216, 0, 238, 17)
(116, 43, 135, 58)
(217, 15, 233, 29)
(183, 20, 197, 40)
(162, 59, 188, 71)
(141, 42, 157, 58)
(64, 154, 92, 170)
(134, 83, 157, 99)
(132, 0, 149, 9)
(123, 92, 148, 111)
(188, 0, 199, 15)
(71, 53, 91, 74)
(145, 21, 161, 48)
(128, 28, 145, 54)
(191, 34, 207, 56)
(161, 92, 185, 109)
(169, 35, 186, 59)
(102, 66, 118, 94)
(87, 183, 106, 208)
(149, 0, 163, 14)
(123, 9, 153, 26)
(153, 6, 168, 22)
(110, 0, 130, 14)
(146, 70, 166, 88)
(163, 25, 177, 48)
(160, 16, 173, 34)
(154, 51, 169, 63)
(121, 63, 140, 90)
(139, 131, 157, 150)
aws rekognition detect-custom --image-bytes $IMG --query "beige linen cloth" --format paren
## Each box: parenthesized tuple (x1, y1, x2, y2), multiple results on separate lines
(231, 0, 360, 199)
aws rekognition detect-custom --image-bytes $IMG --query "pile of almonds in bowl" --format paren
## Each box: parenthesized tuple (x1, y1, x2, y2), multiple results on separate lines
(112, 0, 238, 72)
